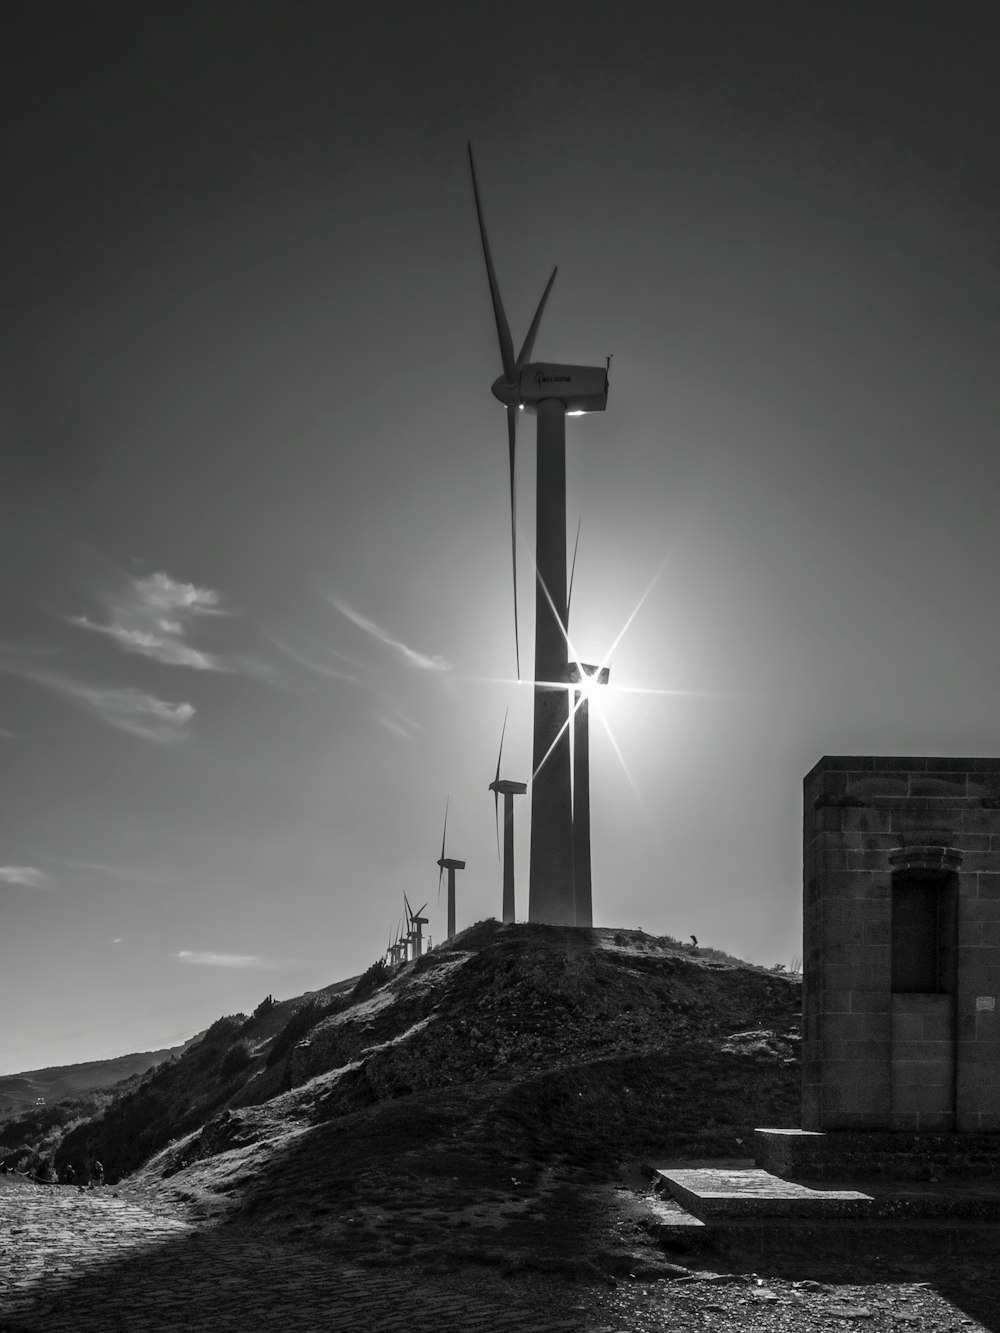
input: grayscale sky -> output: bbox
[2,2,997,1073]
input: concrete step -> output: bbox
[656,1166,1000,1223]
[755,1127,1000,1181]
[656,1167,872,1220]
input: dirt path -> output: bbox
[0,1180,582,1332]
[2,1177,998,1332]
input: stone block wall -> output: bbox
[803,757,1000,1133]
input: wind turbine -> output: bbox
[469,144,609,926]
[566,522,610,928]
[388,920,405,966]
[436,799,466,940]
[396,916,409,964]
[488,708,527,924]
[404,893,429,959]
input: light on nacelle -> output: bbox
[569,661,611,704]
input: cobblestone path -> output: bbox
[0,1185,587,1331]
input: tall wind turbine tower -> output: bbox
[566,528,610,928]
[469,145,609,925]
[488,709,527,924]
[569,661,610,927]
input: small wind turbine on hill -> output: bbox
[436,799,466,940]
[469,144,609,927]
[488,709,527,924]
[404,893,428,959]
[388,920,406,966]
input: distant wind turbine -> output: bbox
[488,708,527,924]
[469,143,609,927]
[404,893,428,960]
[436,799,466,940]
[388,919,406,966]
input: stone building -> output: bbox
[803,756,1000,1133]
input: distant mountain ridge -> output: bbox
[0,1043,194,1117]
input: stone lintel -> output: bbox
[889,844,963,878]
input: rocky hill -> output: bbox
[41,922,800,1278]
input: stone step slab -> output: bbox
[656,1166,1000,1224]
[656,1167,876,1220]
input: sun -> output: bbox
[569,660,610,707]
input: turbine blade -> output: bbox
[494,788,501,863]
[468,143,516,384]
[438,863,444,905]
[441,797,449,861]
[404,892,413,926]
[516,266,557,368]
[507,404,520,679]
[495,707,508,784]
[567,516,582,629]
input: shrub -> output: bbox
[266,998,339,1068]
[220,1039,254,1080]
[202,1015,248,1044]
[34,1153,57,1183]
[253,994,275,1018]
[350,959,389,1003]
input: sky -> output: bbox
[2,2,998,1074]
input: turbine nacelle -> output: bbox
[569,662,611,686]
[490,363,609,415]
[489,778,528,797]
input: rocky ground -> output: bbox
[3,1172,998,1331]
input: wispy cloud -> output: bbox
[0,658,194,742]
[266,634,359,683]
[373,712,411,739]
[173,950,283,969]
[231,654,282,685]
[327,597,450,672]
[269,630,426,740]
[69,571,229,671]
[0,866,48,888]
[39,855,174,886]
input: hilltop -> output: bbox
[31,922,800,1277]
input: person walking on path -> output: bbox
[91,1161,104,1187]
